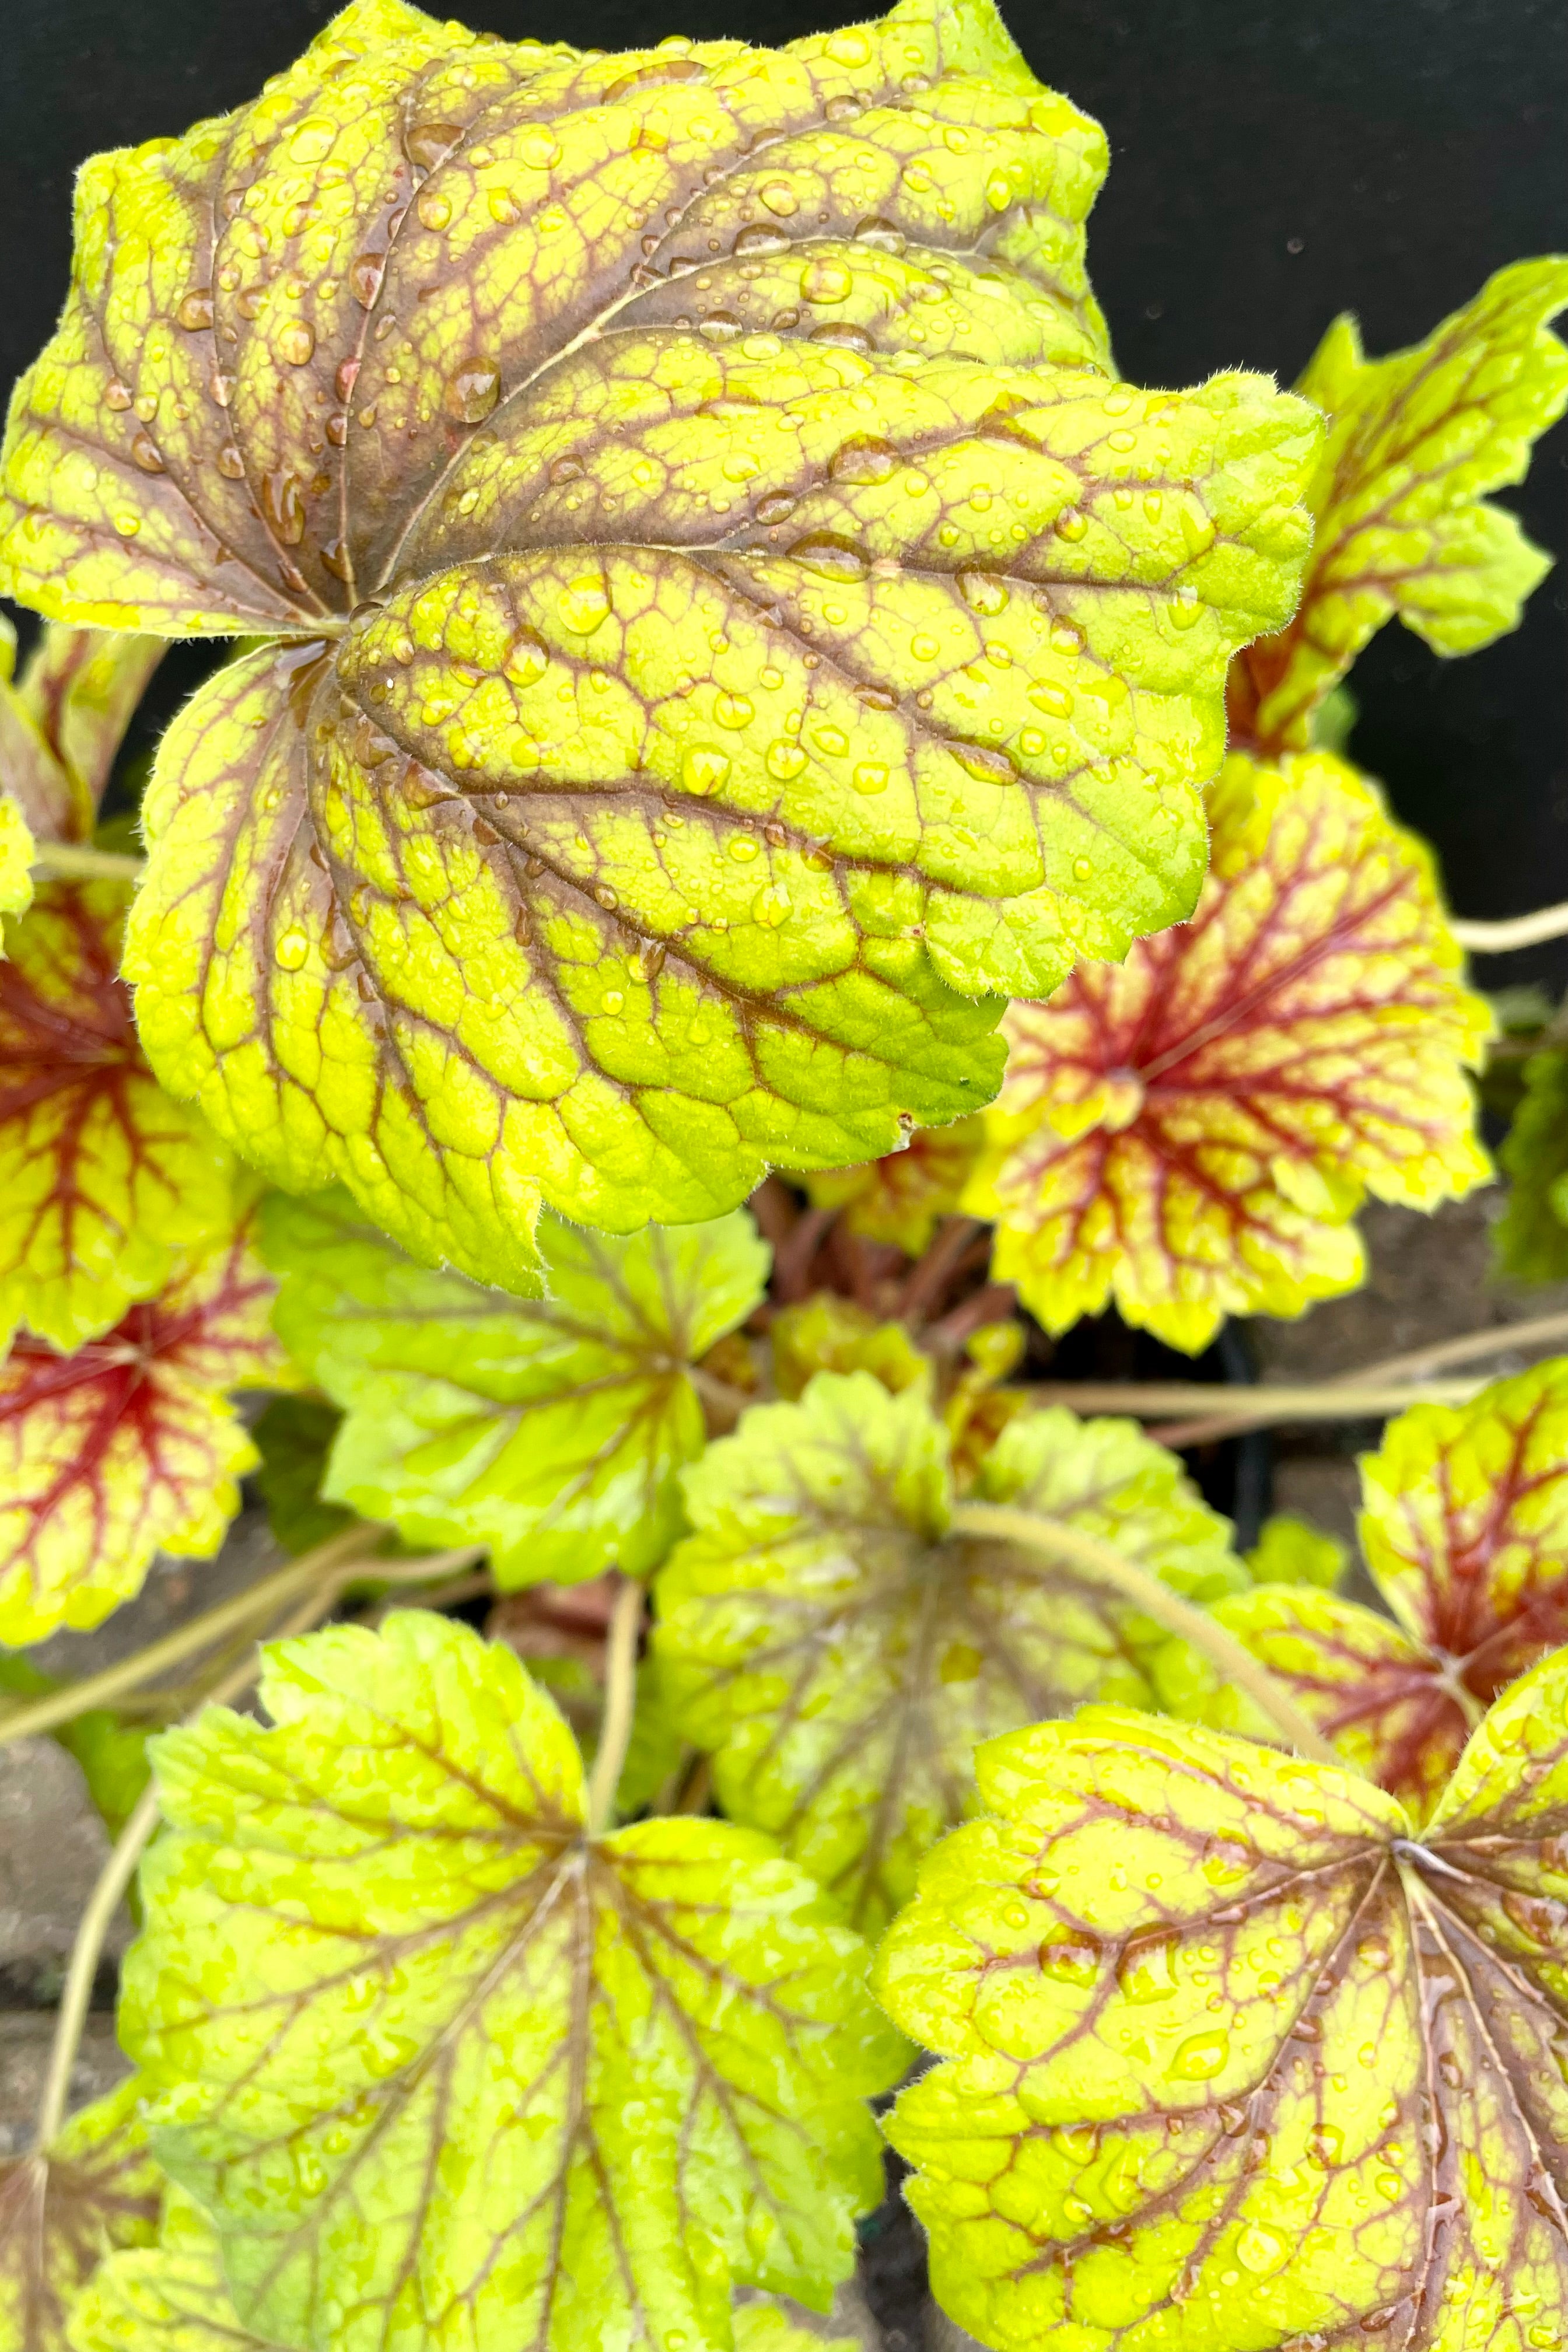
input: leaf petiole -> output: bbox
[949,1501,1345,1768]
[27,841,146,884]
[585,1576,645,1837]
[1451,902,1568,951]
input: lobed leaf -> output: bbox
[0,0,1320,1279]
[0,2078,162,2352]
[877,1650,1568,2352]
[654,1373,1242,1930]
[970,747,1492,1352]
[1496,1045,1568,1283]
[262,1184,769,1583]
[769,1293,932,1400]
[0,1197,293,1644]
[1236,256,1568,751]
[0,875,236,1354]
[123,1608,901,2352]
[1244,1510,1346,1590]
[803,1115,985,1254]
[1,617,163,847]
[67,2190,281,2352]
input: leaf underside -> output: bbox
[972,747,1492,1353]
[124,1609,902,2352]
[876,1652,1568,2352]
[0,0,1320,1281]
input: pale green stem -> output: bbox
[1024,1378,1479,1423]
[29,841,146,883]
[949,1502,1345,1769]
[1451,904,1568,952]
[586,1578,645,1838]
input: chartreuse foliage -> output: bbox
[1236,257,1568,752]
[262,1185,769,1582]
[877,1648,1568,2352]
[654,1372,1243,1929]
[970,747,1491,1350]
[0,0,1322,1290]
[0,1192,294,1644]
[0,2077,161,2352]
[803,1114,986,1254]
[1496,1042,1568,1282]
[1243,1511,1346,1590]
[123,1609,901,2352]
[1158,1364,1568,1821]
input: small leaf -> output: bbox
[248,1393,354,1556]
[1236,256,1568,752]
[0,797,32,928]
[1244,1511,1347,1589]
[66,2189,282,2352]
[1496,1045,1568,1282]
[654,1374,1241,1930]
[123,1609,901,2352]
[0,876,235,1353]
[803,1119,987,1256]
[876,1653,1568,2352]
[0,2077,162,2352]
[732,2300,857,2352]
[0,1198,292,1644]
[262,1185,769,1583]
[4,0,1320,1279]
[770,1294,932,1401]
[1360,1360,1568,1703]
[971,747,1492,1352]
[0,619,163,846]
[1153,1581,1466,1820]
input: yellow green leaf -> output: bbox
[877,1650,1568,2352]
[1237,256,1568,752]
[66,2189,280,2352]
[1244,1510,1346,1589]
[804,1117,986,1255]
[770,1293,932,1400]
[0,796,32,929]
[971,746,1492,1353]
[4,0,1320,1279]
[0,2078,162,2352]
[732,2301,856,2352]
[654,1374,1242,1930]
[1496,1044,1568,1282]
[123,1609,902,2352]
[262,1184,770,1583]
[0,876,236,1353]
[0,1198,293,1644]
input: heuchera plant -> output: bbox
[0,2,1566,2348]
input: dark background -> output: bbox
[4,0,1566,986]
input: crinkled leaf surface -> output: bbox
[970,747,1492,1352]
[769,1294,932,1401]
[263,1184,769,1582]
[66,2190,281,2352]
[654,1373,1241,1930]
[0,1200,291,1644]
[1496,1046,1568,1283]
[1244,1510,1346,1590]
[1236,256,1568,752]
[123,1608,901,2352]
[0,2078,161,2352]
[877,1650,1568,2352]
[0,0,1317,1286]
[0,876,235,1353]
[0,618,163,846]
[804,1116,986,1254]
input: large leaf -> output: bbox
[876,1650,1568,2352]
[0,0,1319,1286]
[970,746,1492,1352]
[122,1608,901,2352]
[0,876,235,1353]
[0,2079,162,2352]
[262,1184,769,1583]
[654,1372,1242,1931]
[0,1196,293,1644]
[1235,256,1568,752]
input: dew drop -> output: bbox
[800,256,853,303]
[405,119,463,171]
[825,25,870,61]
[519,128,562,170]
[216,446,246,479]
[177,288,214,332]
[789,532,869,581]
[956,567,1009,615]
[601,989,625,1014]
[950,741,1017,786]
[734,223,792,256]
[754,492,797,526]
[984,168,1013,212]
[261,469,306,545]
[752,881,792,926]
[1029,682,1074,719]
[558,575,611,635]
[1169,586,1202,631]
[130,432,164,474]
[113,512,141,537]
[902,161,934,194]
[830,434,899,485]
[854,216,905,253]
[728,835,760,862]
[808,321,873,355]
[766,739,807,781]
[104,379,133,411]
[758,178,800,217]
[274,925,310,970]
[714,692,754,730]
[1168,2029,1229,2082]
[852,760,888,795]
[445,359,501,423]
[504,631,549,688]
[681,744,730,794]
[418,190,453,231]
[278,319,316,367]
[811,724,849,758]
[549,454,586,485]
[1054,507,1088,542]
[1236,2223,1287,2277]
[1050,618,1086,656]
[349,251,386,308]
[910,633,940,662]
[1038,1931,1100,1986]
[289,118,335,164]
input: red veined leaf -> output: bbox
[0,2078,161,2352]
